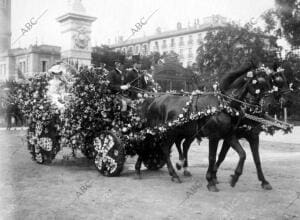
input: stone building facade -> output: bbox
[109,15,227,67]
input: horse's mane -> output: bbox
[219,62,256,92]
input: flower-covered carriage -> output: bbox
[17,62,294,180]
[17,63,167,176]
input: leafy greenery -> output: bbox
[275,0,300,47]
[92,45,156,70]
[92,45,126,70]
[195,22,280,88]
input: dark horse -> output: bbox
[211,65,293,190]
[175,65,292,190]
[136,63,280,191]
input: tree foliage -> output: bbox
[196,22,280,87]
[92,45,126,70]
[275,0,300,47]
[92,45,155,70]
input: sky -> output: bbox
[10,0,277,49]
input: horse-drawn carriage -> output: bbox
[16,62,294,191]
[17,62,167,177]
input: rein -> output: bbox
[127,72,146,85]
[130,85,262,109]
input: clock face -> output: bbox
[73,27,90,49]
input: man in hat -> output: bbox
[126,55,143,99]
[107,60,131,112]
[107,60,130,93]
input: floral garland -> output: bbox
[111,92,241,156]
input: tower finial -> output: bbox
[67,0,86,15]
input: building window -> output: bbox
[143,44,148,55]
[135,45,139,54]
[170,38,175,47]
[0,64,4,77]
[19,61,26,73]
[42,61,47,72]
[197,33,202,44]
[179,37,184,46]
[188,35,193,45]
[0,0,7,8]
[188,48,193,58]
[128,46,133,55]
[155,41,159,50]
[179,49,184,59]
[162,40,167,49]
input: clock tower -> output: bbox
[57,0,96,68]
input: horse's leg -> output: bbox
[162,138,181,183]
[6,114,11,130]
[206,138,219,192]
[214,140,231,184]
[227,136,246,187]
[247,134,272,190]
[175,137,184,170]
[15,115,19,127]
[182,137,194,177]
[134,155,143,179]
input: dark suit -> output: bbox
[107,68,125,93]
[126,68,143,99]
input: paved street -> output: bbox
[0,130,300,220]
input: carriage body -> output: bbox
[17,65,166,177]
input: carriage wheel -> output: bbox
[27,130,59,164]
[142,149,166,170]
[93,131,126,177]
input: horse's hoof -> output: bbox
[183,170,192,177]
[261,182,272,190]
[176,163,182,170]
[171,176,182,183]
[212,178,219,184]
[207,184,219,192]
[230,174,238,187]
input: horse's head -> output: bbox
[245,66,273,99]
[270,67,292,107]
[260,67,294,118]
[231,66,274,113]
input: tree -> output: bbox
[275,0,300,47]
[92,45,126,70]
[261,9,281,36]
[196,22,280,87]
[92,45,154,70]
[162,51,181,64]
